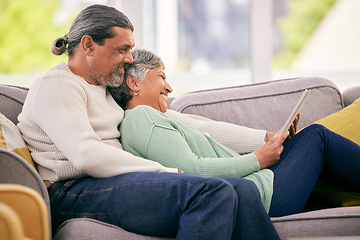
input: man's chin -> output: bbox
[106,81,122,87]
[97,75,123,87]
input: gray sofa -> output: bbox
[1,77,360,239]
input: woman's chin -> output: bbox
[159,104,167,113]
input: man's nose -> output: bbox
[124,50,134,64]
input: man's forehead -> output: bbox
[108,27,135,47]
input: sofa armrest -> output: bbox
[0,148,51,231]
[343,86,360,107]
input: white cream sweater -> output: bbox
[18,62,266,181]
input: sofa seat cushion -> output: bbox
[53,218,174,240]
[271,206,360,239]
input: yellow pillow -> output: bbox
[313,97,360,207]
[0,112,35,169]
[312,179,360,207]
[316,97,360,145]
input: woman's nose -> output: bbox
[166,82,173,93]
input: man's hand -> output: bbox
[255,131,288,169]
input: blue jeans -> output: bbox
[269,124,360,217]
[50,172,279,240]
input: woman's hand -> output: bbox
[288,113,300,138]
[254,131,288,169]
[267,113,300,143]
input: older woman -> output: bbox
[109,49,360,217]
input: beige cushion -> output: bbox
[0,112,35,169]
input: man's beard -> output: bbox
[94,65,124,87]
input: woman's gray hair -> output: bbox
[108,49,165,109]
[51,4,134,57]
[125,49,165,82]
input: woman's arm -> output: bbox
[122,107,261,178]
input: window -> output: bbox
[272,0,360,92]
[122,0,254,96]
[2,0,358,94]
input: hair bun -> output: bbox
[51,37,68,55]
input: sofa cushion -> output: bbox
[53,218,174,240]
[316,97,360,146]
[0,112,35,169]
[272,206,360,239]
[170,77,343,131]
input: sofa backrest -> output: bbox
[0,85,28,125]
[0,77,344,132]
[170,77,344,131]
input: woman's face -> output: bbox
[137,68,172,113]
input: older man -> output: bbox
[18,4,279,239]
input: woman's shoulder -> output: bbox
[125,105,172,126]
[131,105,166,117]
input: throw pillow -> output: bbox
[313,97,360,207]
[0,112,35,169]
[316,97,360,145]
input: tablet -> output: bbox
[280,89,311,135]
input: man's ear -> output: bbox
[126,75,140,92]
[80,35,94,56]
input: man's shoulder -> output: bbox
[30,62,88,93]
[43,62,71,77]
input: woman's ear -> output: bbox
[81,35,94,56]
[126,75,140,93]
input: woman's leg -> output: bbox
[269,124,360,217]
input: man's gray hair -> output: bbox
[108,49,165,109]
[51,4,134,57]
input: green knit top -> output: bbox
[120,105,274,212]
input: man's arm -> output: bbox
[166,110,266,154]
[22,76,177,179]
